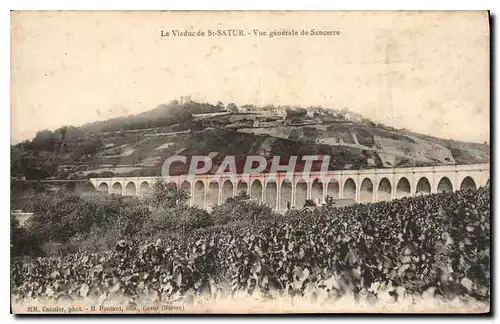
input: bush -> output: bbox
[211,194,277,226]
[151,180,190,209]
[23,191,84,244]
[10,214,43,257]
[14,193,152,257]
[86,172,98,179]
[140,205,213,238]
[65,222,125,254]
[98,171,115,178]
[304,199,316,207]
[40,241,66,258]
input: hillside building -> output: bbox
[180,96,192,105]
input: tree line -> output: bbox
[10,180,275,258]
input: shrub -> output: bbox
[140,205,213,237]
[98,171,115,178]
[86,172,98,179]
[151,180,190,209]
[211,194,277,225]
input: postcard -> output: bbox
[10,10,490,314]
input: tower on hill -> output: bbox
[180,96,192,105]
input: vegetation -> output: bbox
[11,186,490,308]
[211,192,276,225]
[11,180,270,258]
[285,107,307,119]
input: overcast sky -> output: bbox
[11,11,490,144]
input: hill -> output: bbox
[10,101,490,180]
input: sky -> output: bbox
[10,11,490,144]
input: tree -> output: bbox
[151,180,190,209]
[226,103,238,113]
[115,199,151,238]
[140,204,213,239]
[285,108,307,119]
[211,193,275,225]
[241,104,256,112]
[31,130,55,151]
[63,195,121,236]
[11,214,28,257]
[86,172,99,179]
[263,104,276,113]
[24,191,84,244]
[64,196,150,254]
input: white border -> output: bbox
[4,1,497,11]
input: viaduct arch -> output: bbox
[90,163,489,212]
[378,178,392,201]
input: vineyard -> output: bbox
[11,187,490,313]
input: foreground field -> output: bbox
[11,187,490,314]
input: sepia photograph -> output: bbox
[10,10,490,314]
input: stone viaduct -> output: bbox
[89,163,489,212]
